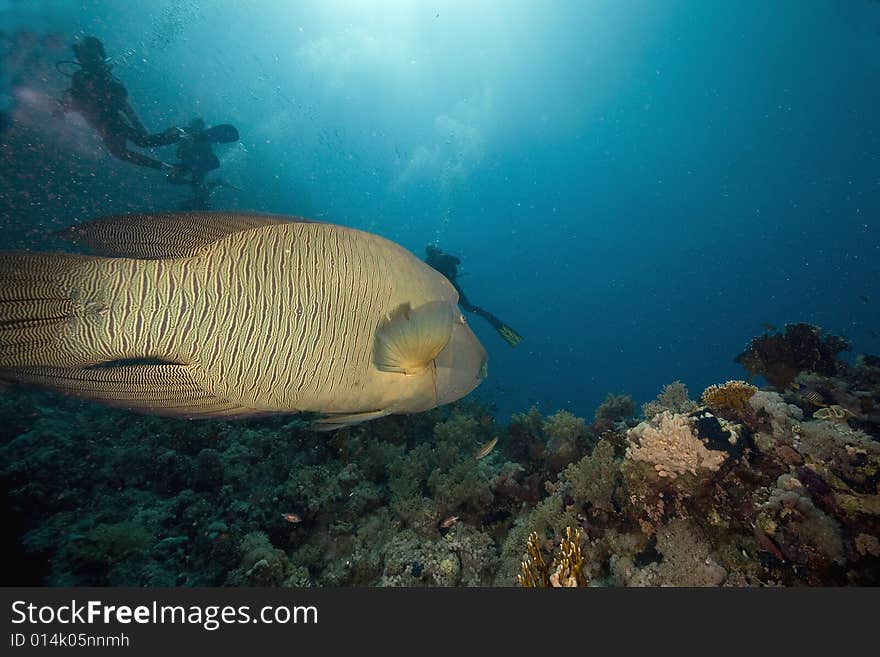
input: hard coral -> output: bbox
[701,380,758,422]
[749,390,803,436]
[736,323,850,389]
[626,412,727,480]
[517,531,550,587]
[517,527,588,587]
[550,526,589,587]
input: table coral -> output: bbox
[701,380,757,422]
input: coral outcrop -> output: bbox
[1,325,877,587]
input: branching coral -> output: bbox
[517,531,550,587]
[549,526,589,587]
[518,527,588,587]
[626,412,727,479]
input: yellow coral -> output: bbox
[550,526,588,587]
[517,527,588,587]
[518,531,550,587]
[701,380,757,420]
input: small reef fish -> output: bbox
[281,513,302,524]
[475,437,498,460]
[0,212,488,429]
[802,390,825,407]
[440,515,459,529]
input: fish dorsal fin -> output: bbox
[373,301,453,375]
[57,212,311,259]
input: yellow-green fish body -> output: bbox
[0,213,488,427]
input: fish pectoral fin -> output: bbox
[373,301,453,374]
[56,212,301,259]
[312,409,390,431]
[1,363,255,419]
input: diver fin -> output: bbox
[56,212,311,259]
[498,324,524,347]
[313,409,390,431]
[0,363,255,419]
[373,301,453,374]
[204,123,240,143]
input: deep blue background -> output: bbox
[2,0,879,420]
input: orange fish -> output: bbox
[281,513,302,524]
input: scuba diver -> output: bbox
[55,36,182,171]
[166,117,240,210]
[166,117,239,185]
[425,245,524,347]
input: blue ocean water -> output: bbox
[1,0,879,421]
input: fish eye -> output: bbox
[459,313,466,324]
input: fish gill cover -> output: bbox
[0,0,878,586]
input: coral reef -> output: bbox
[626,412,727,480]
[641,381,698,420]
[701,380,757,422]
[593,393,636,432]
[1,325,878,587]
[736,323,851,389]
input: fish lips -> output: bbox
[433,320,488,406]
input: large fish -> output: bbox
[0,212,488,428]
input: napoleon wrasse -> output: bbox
[0,213,488,429]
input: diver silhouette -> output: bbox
[425,245,523,347]
[55,36,182,171]
[166,117,239,185]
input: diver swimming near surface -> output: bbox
[425,245,523,347]
[54,36,183,171]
